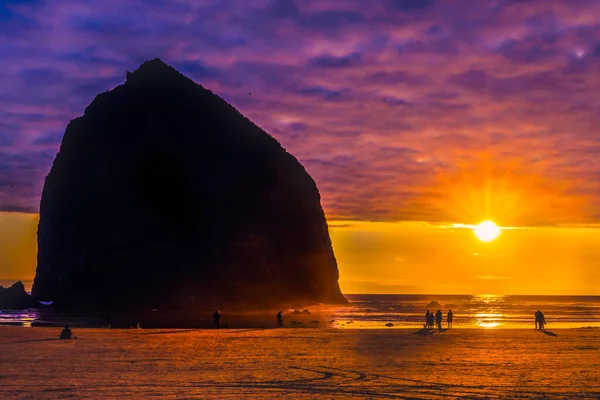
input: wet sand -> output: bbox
[1,327,599,399]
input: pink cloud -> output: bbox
[1,0,600,225]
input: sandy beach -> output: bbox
[1,326,598,399]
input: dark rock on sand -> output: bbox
[32,58,346,310]
[0,281,36,309]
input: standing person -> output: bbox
[538,311,546,330]
[425,310,431,328]
[213,310,221,329]
[277,310,284,328]
[535,310,541,330]
[447,310,453,328]
[104,312,112,329]
[436,310,442,329]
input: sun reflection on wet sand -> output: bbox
[476,311,503,328]
[478,321,502,328]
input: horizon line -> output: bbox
[3,211,600,230]
[342,293,600,297]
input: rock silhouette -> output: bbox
[426,301,442,309]
[32,59,346,310]
[0,281,36,309]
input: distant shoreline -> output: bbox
[2,293,600,329]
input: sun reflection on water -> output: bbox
[476,294,505,304]
[475,313,503,318]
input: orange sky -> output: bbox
[330,221,600,295]
[0,213,38,284]
[1,212,599,295]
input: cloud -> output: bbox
[471,275,510,280]
[328,223,353,228]
[309,52,362,68]
[386,0,435,12]
[297,86,345,101]
[0,149,55,212]
[1,0,600,226]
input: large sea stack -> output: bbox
[32,59,346,310]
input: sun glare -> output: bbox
[478,321,501,329]
[473,220,501,243]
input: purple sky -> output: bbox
[2,0,600,226]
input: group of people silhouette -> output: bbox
[58,308,550,338]
[425,309,453,329]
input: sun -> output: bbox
[473,220,501,243]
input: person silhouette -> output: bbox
[435,310,442,329]
[447,310,453,328]
[104,312,112,329]
[60,325,73,339]
[213,310,221,329]
[277,310,284,328]
[425,310,431,328]
[538,311,546,330]
[429,311,434,329]
[535,310,541,330]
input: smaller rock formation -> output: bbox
[426,301,442,309]
[0,281,36,309]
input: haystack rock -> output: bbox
[32,59,346,310]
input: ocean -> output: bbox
[1,294,600,329]
[324,294,600,329]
